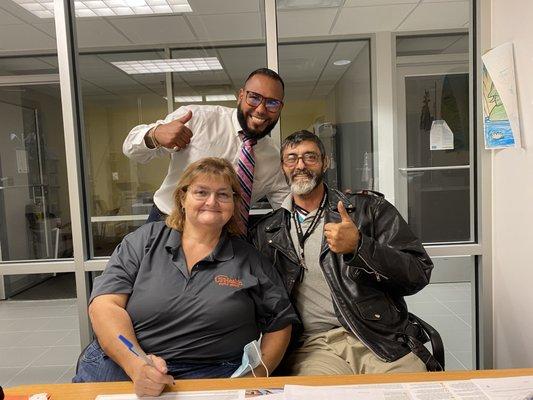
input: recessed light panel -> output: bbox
[112,58,223,74]
[12,0,192,18]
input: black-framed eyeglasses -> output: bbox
[245,90,284,113]
[282,152,321,167]
[187,186,235,203]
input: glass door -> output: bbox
[0,80,72,298]
[396,60,477,370]
[396,63,473,244]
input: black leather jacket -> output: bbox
[250,185,434,362]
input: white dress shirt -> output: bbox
[123,104,289,215]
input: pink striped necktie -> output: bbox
[237,132,257,234]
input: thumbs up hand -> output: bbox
[149,110,193,151]
[324,201,360,254]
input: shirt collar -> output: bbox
[231,108,266,144]
[281,192,294,212]
[231,109,243,137]
[165,228,234,262]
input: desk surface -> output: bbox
[5,368,533,400]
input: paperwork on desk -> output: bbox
[282,376,533,400]
[95,389,245,400]
[93,376,533,400]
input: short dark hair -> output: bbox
[244,68,285,92]
[281,130,326,161]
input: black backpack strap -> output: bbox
[404,333,444,372]
[398,313,445,372]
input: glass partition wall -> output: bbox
[0,0,489,373]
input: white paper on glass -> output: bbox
[429,119,454,150]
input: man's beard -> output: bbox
[237,104,278,140]
[287,168,324,196]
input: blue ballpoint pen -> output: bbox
[118,334,156,368]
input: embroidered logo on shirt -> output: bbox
[215,275,243,288]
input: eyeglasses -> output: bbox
[282,152,321,167]
[187,187,235,203]
[245,90,283,113]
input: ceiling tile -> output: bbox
[279,42,335,82]
[0,56,57,74]
[217,46,267,88]
[187,13,263,42]
[33,22,55,37]
[109,16,195,45]
[396,34,462,55]
[345,0,417,5]
[188,0,260,15]
[277,8,337,38]
[0,8,23,25]
[0,24,55,51]
[76,20,132,49]
[332,4,416,34]
[398,2,469,31]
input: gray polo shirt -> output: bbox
[90,221,298,363]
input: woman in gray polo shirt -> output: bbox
[73,158,298,397]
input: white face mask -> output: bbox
[230,338,268,378]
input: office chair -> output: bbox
[405,312,445,372]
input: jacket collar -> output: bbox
[277,184,355,220]
[324,185,355,222]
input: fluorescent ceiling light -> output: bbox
[174,96,202,103]
[333,59,351,66]
[112,58,223,74]
[205,94,236,102]
[12,0,192,19]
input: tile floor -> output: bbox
[406,282,474,371]
[0,282,474,387]
[0,299,80,387]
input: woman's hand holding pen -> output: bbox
[131,354,174,397]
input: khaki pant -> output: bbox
[283,327,427,375]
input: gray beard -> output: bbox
[290,175,319,195]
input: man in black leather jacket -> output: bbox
[250,130,435,375]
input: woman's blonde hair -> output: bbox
[165,157,243,235]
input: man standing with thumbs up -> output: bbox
[251,130,438,375]
[123,68,289,227]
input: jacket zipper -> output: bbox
[358,252,388,282]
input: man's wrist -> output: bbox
[144,126,161,149]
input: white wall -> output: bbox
[491,0,533,368]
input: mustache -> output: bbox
[291,168,314,179]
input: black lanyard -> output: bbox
[292,193,327,281]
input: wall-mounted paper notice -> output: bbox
[482,42,521,149]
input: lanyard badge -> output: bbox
[292,193,327,282]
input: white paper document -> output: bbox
[281,377,533,400]
[472,376,533,399]
[284,383,412,400]
[95,389,245,400]
[430,119,454,151]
